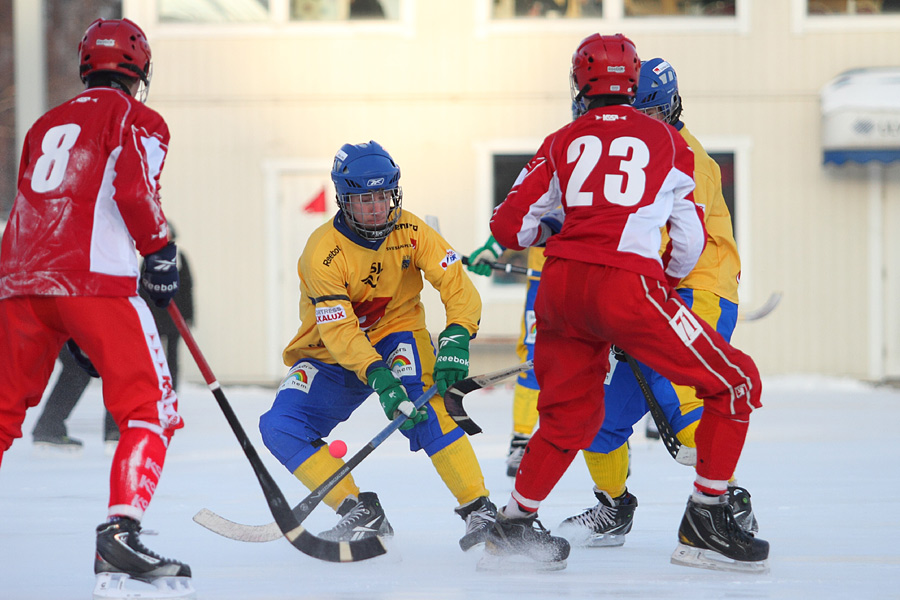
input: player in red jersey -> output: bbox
[483,33,769,573]
[0,19,193,598]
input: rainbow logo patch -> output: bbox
[391,355,412,370]
[388,343,417,378]
[279,362,318,394]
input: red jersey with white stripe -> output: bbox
[0,87,170,299]
[491,105,704,285]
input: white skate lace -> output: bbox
[571,502,617,530]
[466,504,496,534]
[334,502,374,532]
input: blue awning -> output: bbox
[824,149,900,166]
[821,68,900,165]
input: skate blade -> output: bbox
[33,443,83,456]
[670,543,769,574]
[476,551,566,572]
[93,572,197,599]
[557,523,627,548]
[585,533,626,548]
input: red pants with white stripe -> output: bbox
[0,295,184,520]
[512,259,761,510]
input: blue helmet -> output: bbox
[633,58,682,126]
[331,141,402,240]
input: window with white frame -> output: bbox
[709,151,738,241]
[491,0,736,19]
[791,0,900,36]
[490,153,533,285]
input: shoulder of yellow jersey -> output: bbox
[300,217,343,273]
[679,125,720,184]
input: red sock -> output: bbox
[108,427,168,521]
[694,409,749,489]
[511,429,578,510]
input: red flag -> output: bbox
[303,187,327,213]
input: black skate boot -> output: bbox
[728,484,760,534]
[94,517,194,599]
[479,508,570,571]
[671,495,769,573]
[557,489,638,547]
[506,433,530,477]
[455,496,497,551]
[318,492,394,542]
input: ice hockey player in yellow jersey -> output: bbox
[259,140,497,552]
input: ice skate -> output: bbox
[557,489,637,547]
[93,517,194,599]
[318,492,394,542]
[505,433,530,477]
[728,484,759,534]
[670,495,769,574]
[478,508,570,572]
[455,496,497,551]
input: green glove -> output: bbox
[467,235,504,277]
[434,324,470,397]
[368,366,427,431]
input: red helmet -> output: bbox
[79,19,151,87]
[570,33,640,113]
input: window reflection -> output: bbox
[159,0,270,23]
[493,0,603,18]
[157,0,396,22]
[291,0,388,20]
[808,0,900,14]
[625,0,734,16]
[492,0,739,18]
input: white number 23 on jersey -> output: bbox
[566,135,649,208]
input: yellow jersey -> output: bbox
[283,210,482,382]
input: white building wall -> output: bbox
[122,0,900,383]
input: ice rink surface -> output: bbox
[2,372,899,599]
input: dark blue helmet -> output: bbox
[331,141,402,240]
[634,58,682,126]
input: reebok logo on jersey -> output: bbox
[440,249,460,270]
[669,306,701,345]
[316,305,347,324]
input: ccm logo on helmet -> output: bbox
[367,178,385,186]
